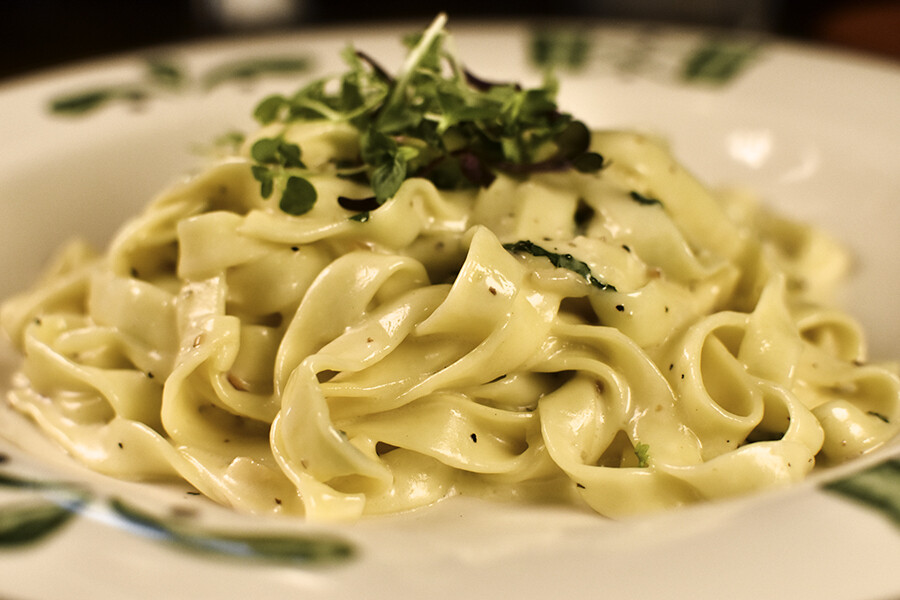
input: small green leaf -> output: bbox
[277,140,304,169]
[251,137,304,168]
[0,499,78,547]
[555,120,592,160]
[634,443,651,468]
[251,138,282,164]
[370,152,408,203]
[109,498,354,563]
[254,94,289,124]
[279,176,317,215]
[572,152,605,173]
[360,128,397,166]
[251,165,274,199]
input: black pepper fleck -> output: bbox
[615,304,625,312]
[470,433,478,443]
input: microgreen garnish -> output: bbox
[503,240,616,291]
[251,13,605,216]
[251,137,305,168]
[634,443,650,468]
[278,176,318,216]
[249,136,311,208]
[251,165,275,199]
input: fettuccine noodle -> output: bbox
[2,22,898,521]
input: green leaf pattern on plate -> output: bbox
[110,498,353,563]
[530,29,592,71]
[48,55,313,117]
[0,499,80,547]
[0,467,354,563]
[824,458,900,528]
[49,25,764,119]
[529,26,761,85]
[3,456,897,558]
[680,38,760,85]
[0,472,88,547]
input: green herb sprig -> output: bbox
[634,442,651,468]
[249,136,318,215]
[503,240,616,291]
[251,13,605,216]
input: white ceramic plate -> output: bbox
[1,20,898,600]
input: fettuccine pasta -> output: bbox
[2,17,898,520]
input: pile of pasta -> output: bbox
[3,123,899,521]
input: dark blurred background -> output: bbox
[1,0,898,81]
